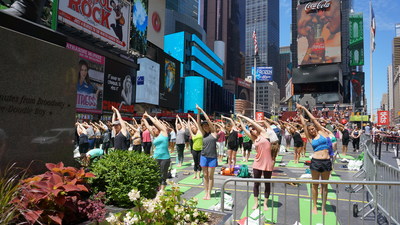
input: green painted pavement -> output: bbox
[299,198,339,225]
[194,190,222,209]
[165,185,191,193]
[178,175,203,185]
[239,194,279,223]
[286,160,306,168]
[306,183,337,200]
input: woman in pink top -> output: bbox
[141,124,152,155]
[238,115,273,211]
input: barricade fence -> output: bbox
[220,178,400,225]
[217,135,400,225]
[362,135,400,224]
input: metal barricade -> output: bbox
[362,135,400,224]
[220,178,400,225]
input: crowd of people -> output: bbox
[75,103,381,214]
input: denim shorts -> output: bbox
[200,156,218,167]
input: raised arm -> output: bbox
[237,115,268,138]
[221,115,237,130]
[143,112,168,137]
[196,105,216,134]
[296,103,324,132]
[141,118,155,137]
[112,106,127,136]
[238,118,255,141]
[297,109,312,141]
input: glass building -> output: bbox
[245,0,280,106]
[166,0,199,23]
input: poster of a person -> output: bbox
[119,75,133,110]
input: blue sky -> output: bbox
[279,0,400,116]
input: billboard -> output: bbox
[256,112,264,121]
[103,59,136,115]
[136,58,160,105]
[349,13,364,66]
[130,0,149,54]
[158,53,181,109]
[377,111,389,125]
[58,0,131,51]
[252,67,273,81]
[147,0,165,49]
[184,76,204,113]
[297,0,342,66]
[66,43,104,114]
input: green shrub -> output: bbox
[90,151,161,208]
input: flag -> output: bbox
[370,3,376,52]
[252,30,258,55]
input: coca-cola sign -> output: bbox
[305,0,331,13]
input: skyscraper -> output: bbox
[392,36,400,123]
[245,0,280,108]
[166,0,199,23]
[280,46,291,101]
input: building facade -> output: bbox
[291,0,352,105]
[166,0,199,23]
[279,46,291,101]
[164,32,234,114]
[256,81,280,115]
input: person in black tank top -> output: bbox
[111,106,128,150]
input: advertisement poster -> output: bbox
[377,111,389,126]
[58,0,131,51]
[131,0,149,54]
[349,13,364,66]
[66,43,104,114]
[159,54,180,109]
[103,59,136,115]
[136,58,160,105]
[297,0,342,65]
[147,0,165,49]
[252,67,273,81]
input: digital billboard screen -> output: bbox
[297,0,342,66]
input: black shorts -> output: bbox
[294,141,303,148]
[342,138,349,146]
[243,142,252,151]
[238,137,243,146]
[310,158,332,172]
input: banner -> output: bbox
[66,43,104,114]
[130,0,149,54]
[252,67,273,81]
[58,0,131,51]
[349,13,364,66]
[136,58,160,105]
[158,53,180,109]
[377,111,389,126]
[103,59,136,115]
[297,0,342,65]
[256,112,264,121]
[147,0,165,49]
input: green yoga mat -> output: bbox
[286,160,305,167]
[275,155,283,162]
[306,183,337,200]
[330,171,341,181]
[299,198,339,225]
[178,175,203,185]
[240,195,279,223]
[165,185,191,193]
[171,162,191,170]
[194,190,222,209]
[338,154,355,160]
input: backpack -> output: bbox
[237,165,251,178]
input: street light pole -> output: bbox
[253,54,257,119]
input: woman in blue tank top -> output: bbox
[142,112,170,191]
[297,103,332,216]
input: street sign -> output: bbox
[377,111,389,125]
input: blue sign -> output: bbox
[252,67,273,81]
[137,76,144,85]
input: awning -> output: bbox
[292,64,342,84]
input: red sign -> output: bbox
[256,112,264,121]
[377,111,389,125]
[236,78,252,89]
